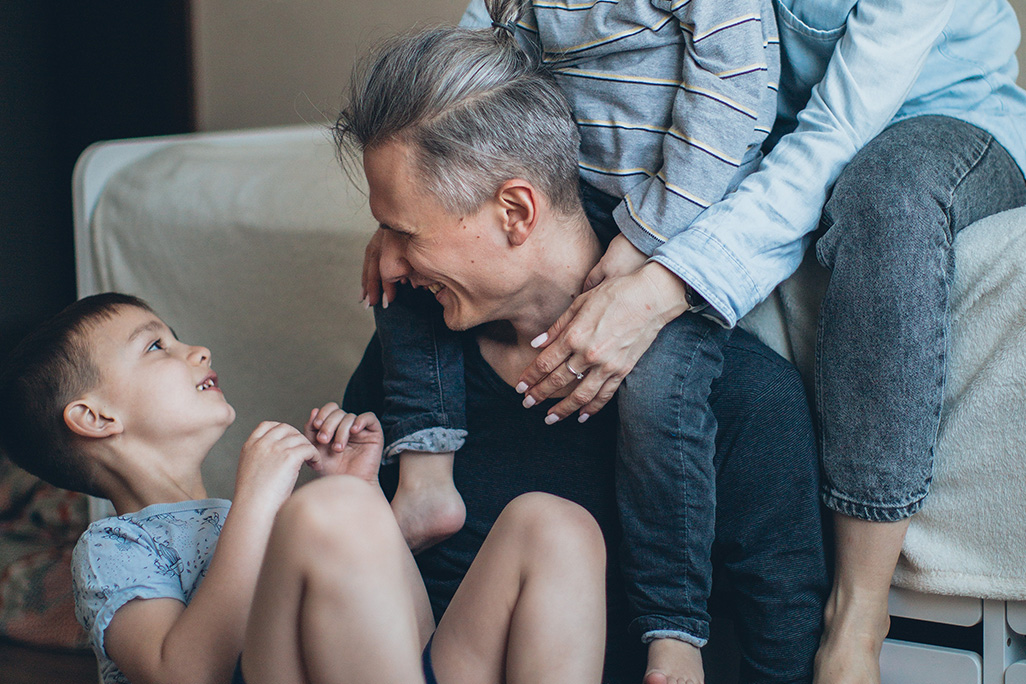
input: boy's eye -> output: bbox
[146,339,166,352]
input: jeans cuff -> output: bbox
[820,486,927,522]
[630,615,709,646]
[641,629,708,648]
[384,427,468,462]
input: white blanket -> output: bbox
[741,207,1026,600]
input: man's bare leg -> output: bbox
[431,492,607,684]
[814,513,910,684]
[241,475,434,684]
[392,450,467,553]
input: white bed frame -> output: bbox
[71,127,1026,684]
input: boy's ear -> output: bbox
[494,179,539,246]
[64,400,123,439]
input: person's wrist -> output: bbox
[638,261,691,321]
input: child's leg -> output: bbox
[431,492,607,684]
[239,476,435,684]
[711,329,828,684]
[616,312,730,684]
[375,286,468,550]
[395,450,466,553]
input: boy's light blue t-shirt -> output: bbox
[72,498,231,684]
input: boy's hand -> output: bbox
[583,233,648,291]
[235,422,318,510]
[305,403,384,482]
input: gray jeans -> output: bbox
[815,115,1026,522]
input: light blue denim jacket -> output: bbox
[464,0,1026,326]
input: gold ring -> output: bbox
[565,361,585,381]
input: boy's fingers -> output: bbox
[317,409,347,445]
[333,413,358,451]
[351,412,381,435]
[312,402,341,429]
[248,420,282,441]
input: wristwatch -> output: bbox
[683,281,704,310]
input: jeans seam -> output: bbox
[672,321,715,618]
[429,317,448,428]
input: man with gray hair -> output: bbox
[335,19,826,684]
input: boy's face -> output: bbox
[80,305,236,448]
[364,141,522,331]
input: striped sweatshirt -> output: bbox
[471,0,780,293]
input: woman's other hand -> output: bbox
[361,228,399,308]
[517,261,690,423]
[583,233,649,291]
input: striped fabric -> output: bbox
[513,0,780,257]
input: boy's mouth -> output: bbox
[197,373,219,391]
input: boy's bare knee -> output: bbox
[275,476,393,555]
[500,493,605,563]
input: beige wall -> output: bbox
[194,0,1026,132]
[191,0,468,131]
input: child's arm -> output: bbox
[102,422,317,684]
[304,403,384,482]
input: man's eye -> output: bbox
[147,339,166,352]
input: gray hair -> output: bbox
[333,1,581,216]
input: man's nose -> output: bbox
[378,230,411,283]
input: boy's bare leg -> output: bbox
[814,514,910,684]
[392,450,466,553]
[241,475,434,684]
[431,492,607,684]
[644,638,704,684]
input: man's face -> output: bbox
[363,141,518,331]
[82,306,236,448]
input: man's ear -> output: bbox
[64,400,123,439]
[495,179,539,246]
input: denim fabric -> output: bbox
[374,287,467,459]
[815,115,1026,521]
[617,312,729,646]
[710,329,826,684]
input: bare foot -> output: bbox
[813,595,889,684]
[643,637,704,684]
[391,477,466,554]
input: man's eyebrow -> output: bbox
[379,222,412,235]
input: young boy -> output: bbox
[0,292,608,684]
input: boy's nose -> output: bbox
[187,345,212,366]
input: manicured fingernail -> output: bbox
[544,413,560,425]
[515,382,528,394]
[578,413,590,423]
[522,395,536,408]
[362,296,370,309]
[382,292,389,309]
[530,332,548,348]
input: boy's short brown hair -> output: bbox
[0,293,153,496]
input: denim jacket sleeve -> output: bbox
[649,0,956,326]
